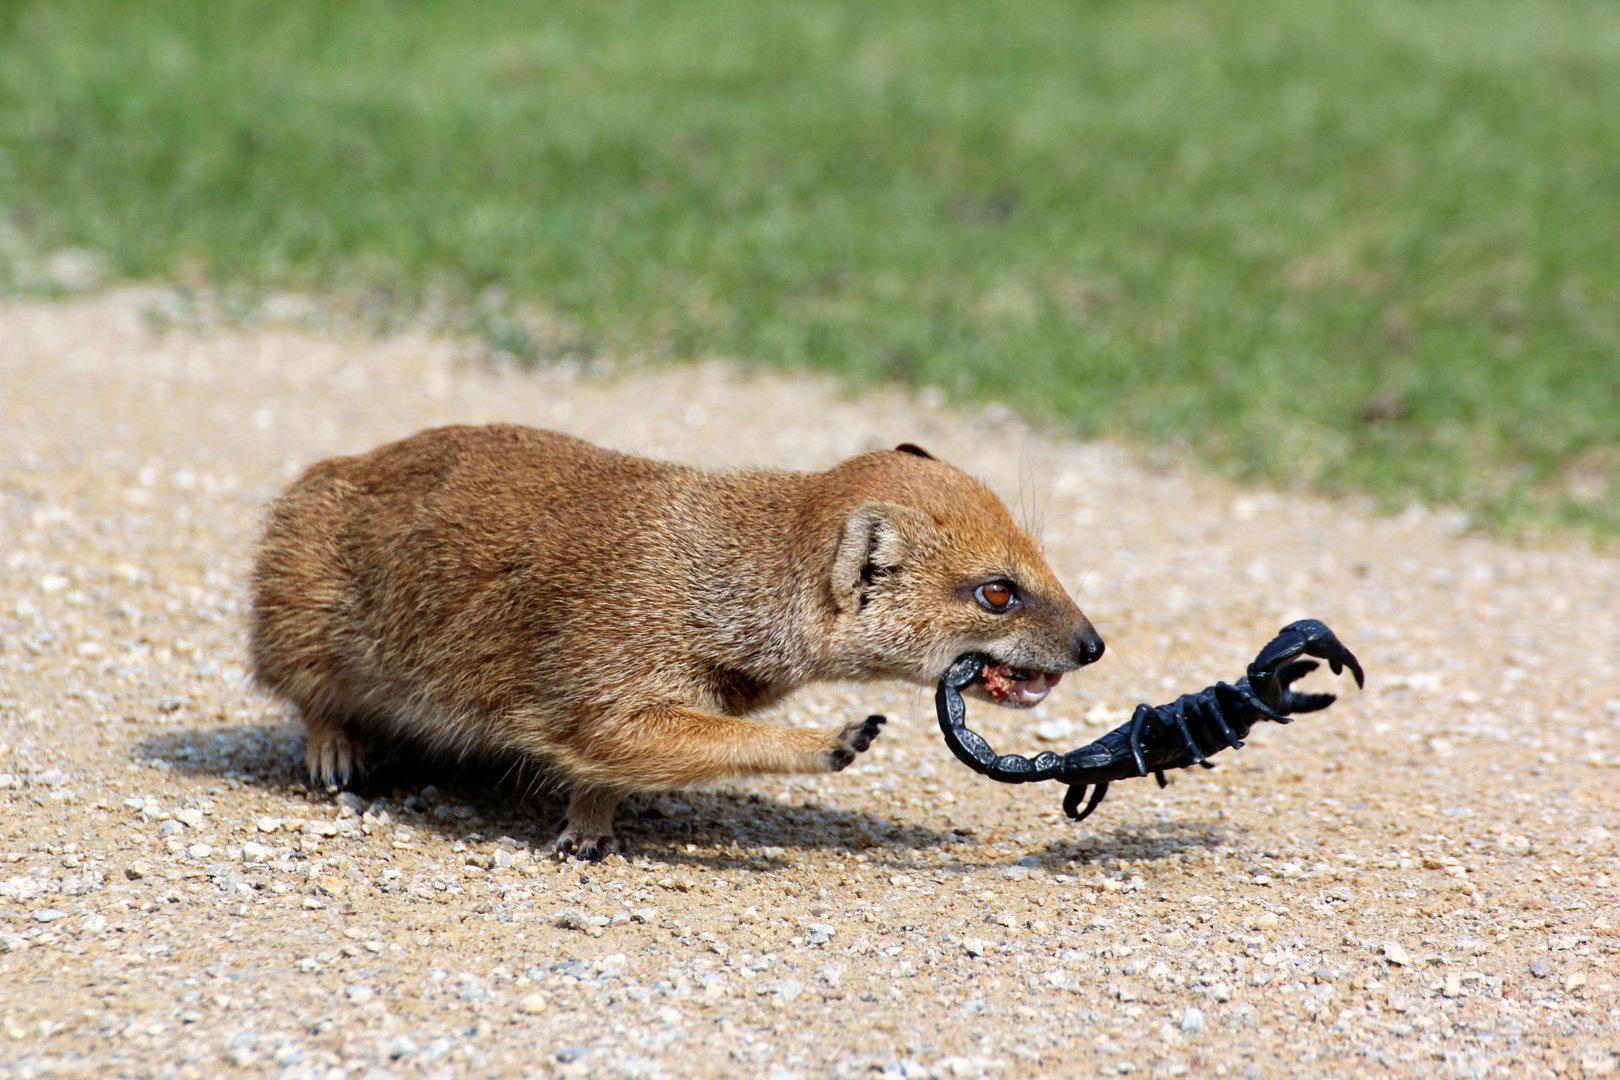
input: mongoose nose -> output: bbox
[1074,627,1105,667]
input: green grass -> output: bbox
[3,1,1618,541]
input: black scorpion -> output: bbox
[935,620,1364,821]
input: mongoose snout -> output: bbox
[248,423,1102,859]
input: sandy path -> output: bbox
[1,291,1617,1080]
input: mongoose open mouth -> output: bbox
[975,663,1063,708]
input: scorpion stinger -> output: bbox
[934,619,1364,822]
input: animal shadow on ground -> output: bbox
[1032,818,1241,868]
[133,723,958,867]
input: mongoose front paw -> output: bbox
[554,830,620,863]
[827,714,887,772]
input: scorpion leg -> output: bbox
[1223,681,1291,725]
[1063,781,1111,822]
[1196,684,1249,750]
[1124,703,1155,776]
[1162,696,1209,765]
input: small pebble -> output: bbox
[515,994,549,1015]
[32,909,67,923]
[1383,942,1412,967]
[381,1036,418,1061]
[1179,1007,1205,1034]
[963,938,990,957]
[1529,959,1552,979]
[557,910,610,931]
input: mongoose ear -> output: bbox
[893,443,935,460]
[832,501,931,613]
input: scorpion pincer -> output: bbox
[934,619,1365,822]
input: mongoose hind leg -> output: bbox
[301,710,366,789]
[555,785,623,862]
[550,707,888,859]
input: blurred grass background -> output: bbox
[1,0,1617,541]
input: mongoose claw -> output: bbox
[828,715,887,772]
[554,831,620,863]
[304,725,365,790]
[935,621,1364,822]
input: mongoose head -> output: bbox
[823,443,1104,707]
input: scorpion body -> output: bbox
[935,620,1364,821]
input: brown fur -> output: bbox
[248,424,1102,857]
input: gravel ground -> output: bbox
[1,290,1618,1080]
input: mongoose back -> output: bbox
[248,424,1104,858]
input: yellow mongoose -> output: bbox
[248,424,1104,858]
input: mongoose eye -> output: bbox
[974,582,1018,613]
